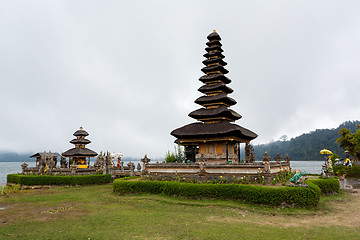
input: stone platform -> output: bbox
[143,161,290,182]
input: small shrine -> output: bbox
[30,152,61,167]
[171,30,257,163]
[62,127,98,168]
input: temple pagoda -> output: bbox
[171,30,257,163]
[62,127,98,167]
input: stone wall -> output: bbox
[143,161,290,182]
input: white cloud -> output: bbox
[0,1,360,159]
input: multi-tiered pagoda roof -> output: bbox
[171,31,257,143]
[62,127,97,157]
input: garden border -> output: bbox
[7,174,112,186]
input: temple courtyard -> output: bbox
[1,184,360,240]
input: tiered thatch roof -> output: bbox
[171,31,257,143]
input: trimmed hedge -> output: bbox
[7,174,111,186]
[113,179,321,207]
[333,165,360,176]
[306,178,340,195]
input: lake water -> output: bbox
[0,161,323,186]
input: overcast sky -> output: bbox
[1,1,359,159]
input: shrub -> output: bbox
[7,174,111,186]
[333,165,360,176]
[0,184,20,196]
[113,179,321,207]
[306,178,340,195]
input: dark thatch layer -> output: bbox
[62,148,98,157]
[206,40,222,47]
[195,93,236,106]
[201,65,229,74]
[73,129,89,137]
[202,58,227,66]
[205,46,223,53]
[189,106,242,121]
[30,152,61,158]
[171,121,257,141]
[207,31,221,41]
[70,138,91,145]
[198,83,233,94]
[203,51,225,59]
[199,74,231,84]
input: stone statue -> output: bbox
[198,161,205,174]
[261,152,271,162]
[94,152,105,168]
[137,163,142,172]
[47,151,56,170]
[249,152,255,163]
[274,153,282,163]
[128,162,135,177]
[263,161,270,173]
[38,151,47,174]
[284,154,291,163]
[21,161,28,174]
[121,161,124,171]
[141,155,151,173]
[245,143,255,163]
[60,156,67,168]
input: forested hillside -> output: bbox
[253,120,360,161]
[0,152,34,162]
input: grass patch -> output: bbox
[1,184,360,239]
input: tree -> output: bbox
[279,135,288,142]
[174,144,185,163]
[336,124,360,160]
[165,144,185,163]
[165,150,176,163]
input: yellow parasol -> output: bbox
[320,149,333,155]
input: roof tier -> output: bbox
[62,148,98,157]
[198,83,233,94]
[189,106,242,122]
[171,121,257,142]
[195,93,236,107]
[73,128,89,137]
[206,40,222,47]
[202,58,227,66]
[207,31,222,41]
[199,74,231,84]
[70,138,91,145]
[203,51,225,59]
[205,45,223,53]
[201,65,229,75]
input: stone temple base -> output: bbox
[143,161,290,183]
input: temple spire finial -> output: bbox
[213,29,216,33]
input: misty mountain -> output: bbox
[1,120,358,162]
[253,120,360,161]
[0,152,34,162]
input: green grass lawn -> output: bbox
[0,184,359,240]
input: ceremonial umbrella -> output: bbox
[320,149,333,155]
[320,148,333,165]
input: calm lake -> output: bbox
[0,161,324,186]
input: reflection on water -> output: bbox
[290,161,323,174]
